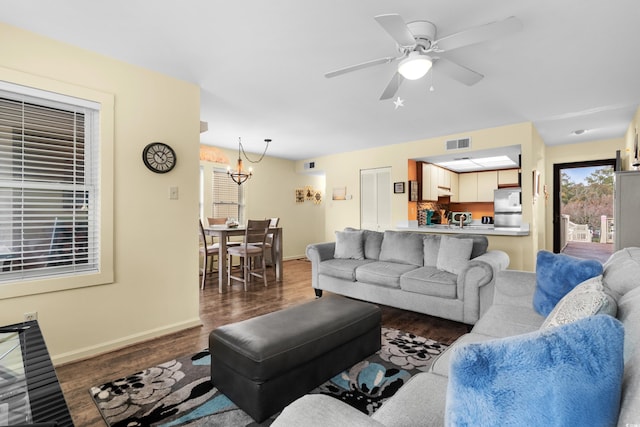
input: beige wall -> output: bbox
[0,23,202,364]
[200,150,326,259]
[296,122,542,270]
[543,138,625,253]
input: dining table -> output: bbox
[204,224,283,293]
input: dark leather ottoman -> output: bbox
[209,295,382,422]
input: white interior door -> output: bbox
[360,167,392,231]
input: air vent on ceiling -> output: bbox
[445,137,471,151]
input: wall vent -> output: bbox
[445,137,471,151]
[304,161,315,169]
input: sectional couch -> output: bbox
[307,229,509,324]
[274,247,640,426]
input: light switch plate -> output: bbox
[169,186,179,200]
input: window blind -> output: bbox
[0,89,99,282]
[212,169,243,221]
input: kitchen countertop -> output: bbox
[396,222,530,236]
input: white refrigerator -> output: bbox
[614,171,640,250]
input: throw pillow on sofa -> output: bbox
[436,235,474,275]
[445,315,624,427]
[379,231,424,266]
[334,230,364,260]
[540,275,617,329]
[532,250,603,316]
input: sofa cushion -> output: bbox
[423,234,441,267]
[617,285,640,425]
[318,259,373,281]
[363,229,384,260]
[355,261,418,288]
[532,250,603,316]
[344,227,384,260]
[436,235,474,275]
[472,304,545,338]
[372,372,448,427]
[430,332,495,377]
[451,234,489,259]
[379,231,424,266]
[446,315,624,427]
[603,246,640,300]
[334,230,364,260]
[400,267,457,298]
[540,275,617,329]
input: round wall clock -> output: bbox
[142,142,176,173]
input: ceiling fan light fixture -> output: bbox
[398,52,432,80]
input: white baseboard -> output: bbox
[52,317,203,366]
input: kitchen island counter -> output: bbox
[396,223,530,237]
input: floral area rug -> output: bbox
[90,328,448,426]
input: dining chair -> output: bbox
[199,220,220,290]
[227,219,270,291]
[251,217,279,267]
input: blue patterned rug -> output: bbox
[90,328,448,426]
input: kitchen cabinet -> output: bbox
[477,171,498,201]
[421,163,439,201]
[457,171,498,202]
[458,173,477,202]
[421,163,457,201]
[438,167,451,189]
[498,169,520,187]
[450,171,459,202]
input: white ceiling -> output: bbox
[3,0,640,160]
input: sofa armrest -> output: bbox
[306,242,336,263]
[473,250,510,272]
[493,269,537,307]
[306,242,336,290]
[457,250,510,324]
[272,394,384,427]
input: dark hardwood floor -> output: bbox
[56,258,467,426]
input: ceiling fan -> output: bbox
[325,14,523,100]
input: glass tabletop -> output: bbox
[0,325,32,425]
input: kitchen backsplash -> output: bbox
[416,200,494,225]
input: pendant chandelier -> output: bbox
[227,137,271,185]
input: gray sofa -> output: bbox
[307,229,510,325]
[274,247,640,426]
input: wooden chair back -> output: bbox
[245,219,270,246]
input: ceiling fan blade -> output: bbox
[374,14,416,48]
[434,16,523,52]
[433,57,484,86]
[380,72,405,100]
[325,56,398,78]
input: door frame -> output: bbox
[552,158,616,253]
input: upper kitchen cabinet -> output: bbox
[458,171,498,202]
[415,144,521,202]
[421,162,439,201]
[420,163,457,201]
[498,169,520,187]
[477,171,498,201]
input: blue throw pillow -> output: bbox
[533,250,603,316]
[445,315,624,427]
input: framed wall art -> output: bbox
[394,182,405,194]
[409,180,418,202]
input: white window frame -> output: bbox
[0,71,114,299]
[212,168,244,222]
